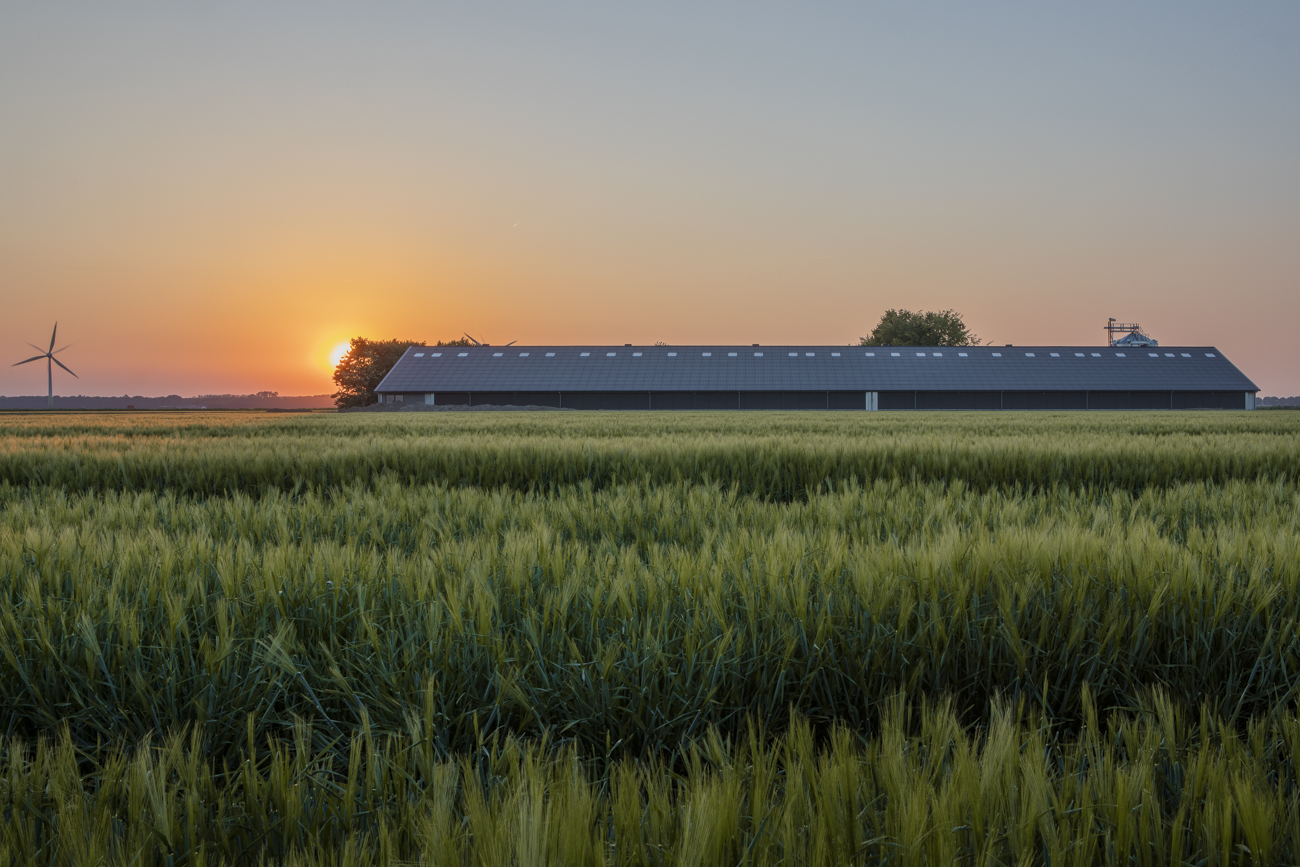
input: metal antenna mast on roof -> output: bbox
[12,322,78,409]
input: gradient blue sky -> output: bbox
[2,3,1297,395]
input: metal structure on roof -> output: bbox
[1106,318,1158,347]
[375,344,1258,410]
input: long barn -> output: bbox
[375,344,1259,410]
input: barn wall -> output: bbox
[402,390,1252,411]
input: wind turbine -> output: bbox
[13,323,77,409]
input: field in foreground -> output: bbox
[1,410,1299,865]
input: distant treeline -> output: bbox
[1258,395,1300,407]
[0,394,335,410]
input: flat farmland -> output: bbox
[2,411,1299,865]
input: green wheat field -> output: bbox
[2,410,1299,865]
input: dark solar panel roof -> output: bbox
[376,345,1259,393]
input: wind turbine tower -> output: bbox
[13,323,78,409]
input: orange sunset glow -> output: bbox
[2,5,1297,397]
[328,342,352,371]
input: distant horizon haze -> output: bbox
[2,3,1297,396]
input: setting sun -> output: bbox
[329,341,351,369]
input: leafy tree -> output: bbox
[332,338,426,408]
[859,308,980,346]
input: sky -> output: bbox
[2,3,1297,396]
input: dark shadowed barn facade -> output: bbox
[375,345,1259,410]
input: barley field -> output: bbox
[1,410,1298,865]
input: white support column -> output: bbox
[1246,393,1255,410]
[866,391,878,411]
[425,393,436,405]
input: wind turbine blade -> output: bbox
[53,344,73,355]
[49,322,58,353]
[463,333,481,345]
[504,340,517,346]
[28,342,48,354]
[13,355,46,366]
[52,357,78,378]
